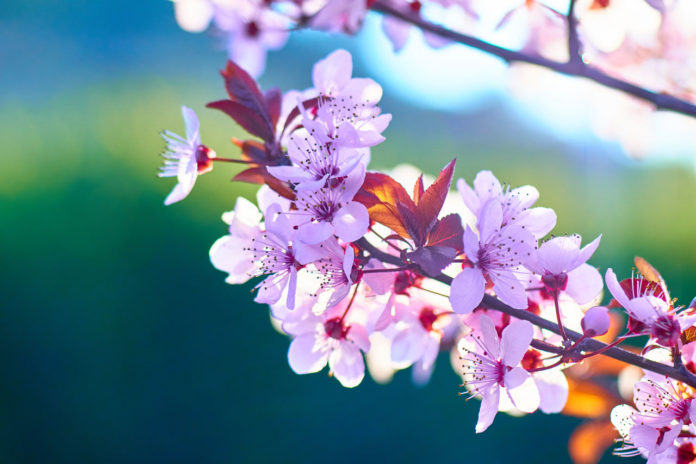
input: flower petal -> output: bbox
[449,267,486,315]
[475,385,500,434]
[505,368,540,413]
[288,333,329,374]
[333,202,369,242]
[501,320,533,366]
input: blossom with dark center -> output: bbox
[450,199,536,314]
[458,316,540,433]
[159,106,216,205]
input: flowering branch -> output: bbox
[370,0,696,118]
[356,237,696,389]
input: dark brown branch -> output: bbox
[355,237,696,388]
[370,0,696,118]
[566,0,583,69]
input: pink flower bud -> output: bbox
[581,306,611,337]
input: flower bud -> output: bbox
[581,306,610,337]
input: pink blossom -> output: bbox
[606,268,696,346]
[312,238,358,309]
[525,234,602,304]
[457,170,556,239]
[267,132,365,190]
[450,199,536,314]
[309,0,369,34]
[285,301,371,388]
[293,167,370,244]
[459,316,540,433]
[159,106,216,205]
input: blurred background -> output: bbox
[2,0,695,462]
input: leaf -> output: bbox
[427,214,464,252]
[240,140,270,163]
[207,100,274,142]
[635,256,662,283]
[562,378,617,419]
[415,158,456,235]
[233,166,295,200]
[682,327,696,345]
[220,60,271,126]
[568,420,617,464]
[264,88,283,128]
[413,175,425,204]
[405,246,456,277]
[397,202,425,246]
[354,172,417,239]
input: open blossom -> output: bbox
[457,170,556,240]
[304,49,392,147]
[285,298,371,388]
[159,106,216,205]
[459,316,540,433]
[611,377,695,461]
[293,167,370,244]
[606,269,696,346]
[173,0,289,77]
[450,199,535,314]
[312,238,358,309]
[309,0,369,33]
[267,132,365,190]
[526,234,603,305]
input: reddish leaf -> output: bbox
[354,172,417,240]
[427,214,464,252]
[406,246,456,277]
[264,88,283,128]
[221,60,271,125]
[240,140,270,163]
[416,159,456,235]
[413,175,425,204]
[233,166,295,200]
[397,202,425,245]
[207,100,275,142]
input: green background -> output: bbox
[3,1,693,462]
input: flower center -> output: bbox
[324,318,348,340]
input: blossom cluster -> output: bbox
[157,48,696,463]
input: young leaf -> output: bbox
[405,246,456,277]
[221,60,271,126]
[427,214,464,252]
[413,174,425,204]
[281,96,327,136]
[415,159,456,235]
[354,172,417,239]
[207,100,275,142]
[264,88,283,128]
[233,166,295,200]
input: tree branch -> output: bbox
[356,237,696,388]
[566,0,583,70]
[370,0,696,118]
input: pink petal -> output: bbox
[181,106,200,143]
[537,236,581,275]
[505,368,540,413]
[329,342,365,388]
[478,314,500,360]
[534,369,568,414]
[571,234,602,269]
[391,329,424,365]
[501,320,533,366]
[489,270,528,310]
[606,268,632,309]
[449,267,486,314]
[333,202,369,242]
[477,199,503,243]
[473,170,502,205]
[565,263,603,305]
[209,235,255,284]
[347,324,371,352]
[288,333,329,374]
[457,178,480,215]
[475,385,500,433]
[312,49,352,95]
[296,221,334,245]
[514,207,556,239]
[381,15,411,52]
[463,226,480,262]
[285,266,298,310]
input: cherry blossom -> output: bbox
[285,297,371,387]
[457,170,556,240]
[450,199,536,313]
[159,106,216,205]
[459,316,540,433]
[526,234,603,305]
[606,269,696,347]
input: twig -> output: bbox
[355,237,696,388]
[370,0,696,118]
